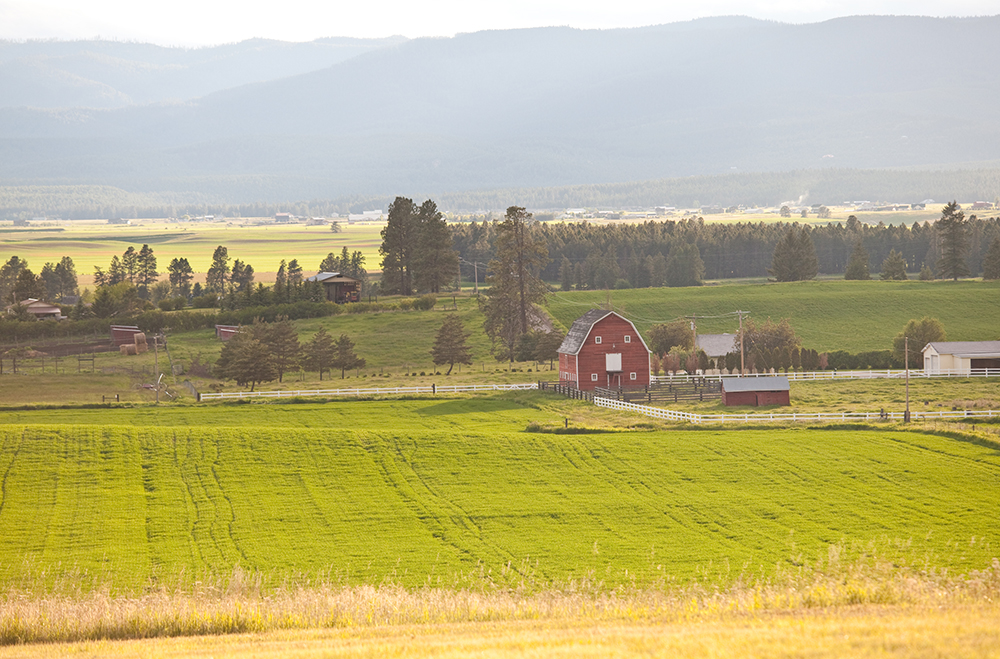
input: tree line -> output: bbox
[451,209,1000,288]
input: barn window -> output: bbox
[624,335,631,343]
[591,373,598,381]
[595,336,602,344]
[630,372,637,380]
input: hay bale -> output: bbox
[135,344,148,354]
[133,332,147,346]
[120,344,137,356]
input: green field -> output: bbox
[0,395,997,591]
[0,220,385,282]
[549,280,1000,352]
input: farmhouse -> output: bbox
[922,341,1000,374]
[721,376,790,406]
[305,272,361,303]
[5,298,63,320]
[558,310,650,390]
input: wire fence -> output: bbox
[594,397,1000,425]
[198,382,539,401]
[652,368,1000,383]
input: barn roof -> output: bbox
[923,341,1000,358]
[557,309,650,355]
[696,333,737,358]
[721,376,790,392]
[306,272,360,284]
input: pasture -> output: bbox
[0,220,384,283]
[0,395,997,593]
[549,280,1000,352]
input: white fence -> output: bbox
[652,368,1000,383]
[595,397,1000,425]
[198,382,539,401]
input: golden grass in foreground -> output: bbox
[14,607,999,659]
[1,550,998,652]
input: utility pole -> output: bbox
[685,314,699,355]
[153,334,159,404]
[904,335,911,423]
[736,310,749,375]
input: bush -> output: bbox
[412,294,437,311]
[191,294,218,309]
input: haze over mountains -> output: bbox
[2,15,999,205]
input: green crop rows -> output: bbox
[0,397,997,590]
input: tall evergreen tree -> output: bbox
[413,199,459,293]
[844,240,871,280]
[879,249,908,280]
[214,330,277,392]
[303,327,335,380]
[431,314,473,374]
[559,256,573,291]
[379,196,417,295]
[231,259,255,292]
[0,256,28,303]
[136,244,158,298]
[261,316,300,382]
[983,237,1000,280]
[935,201,970,281]
[121,246,138,283]
[664,242,705,287]
[206,245,230,293]
[481,206,550,361]
[167,257,194,297]
[331,334,366,379]
[769,226,818,282]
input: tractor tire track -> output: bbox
[0,428,25,520]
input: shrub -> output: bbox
[192,294,218,309]
[412,294,437,311]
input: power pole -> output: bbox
[736,310,749,375]
[153,334,159,404]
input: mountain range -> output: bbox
[2,15,999,204]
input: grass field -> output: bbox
[0,220,385,283]
[0,395,997,593]
[549,280,1000,352]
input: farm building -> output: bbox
[558,309,650,391]
[721,376,790,406]
[305,272,361,303]
[5,298,64,320]
[110,324,142,346]
[922,341,1000,374]
[215,325,240,341]
[696,333,737,359]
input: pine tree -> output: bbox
[769,227,818,281]
[559,256,573,291]
[214,330,277,392]
[206,245,230,293]
[303,328,335,380]
[121,246,138,283]
[136,244,157,298]
[379,196,417,295]
[431,314,473,374]
[331,334,366,379]
[879,249,908,280]
[167,257,194,297]
[413,199,459,293]
[664,242,705,287]
[982,237,1000,280]
[935,201,970,281]
[844,240,870,280]
[261,316,301,382]
[481,206,550,362]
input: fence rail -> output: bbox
[198,382,539,401]
[595,397,1000,425]
[652,368,1000,383]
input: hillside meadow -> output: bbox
[0,395,997,593]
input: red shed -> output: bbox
[110,324,142,347]
[558,310,650,391]
[721,376,790,406]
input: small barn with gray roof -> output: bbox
[721,376,790,406]
[557,310,650,390]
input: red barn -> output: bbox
[721,376,790,406]
[558,310,650,391]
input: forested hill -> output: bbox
[0,36,408,109]
[1,16,999,200]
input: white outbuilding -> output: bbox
[922,341,1000,375]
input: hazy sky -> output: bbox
[2,0,997,46]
